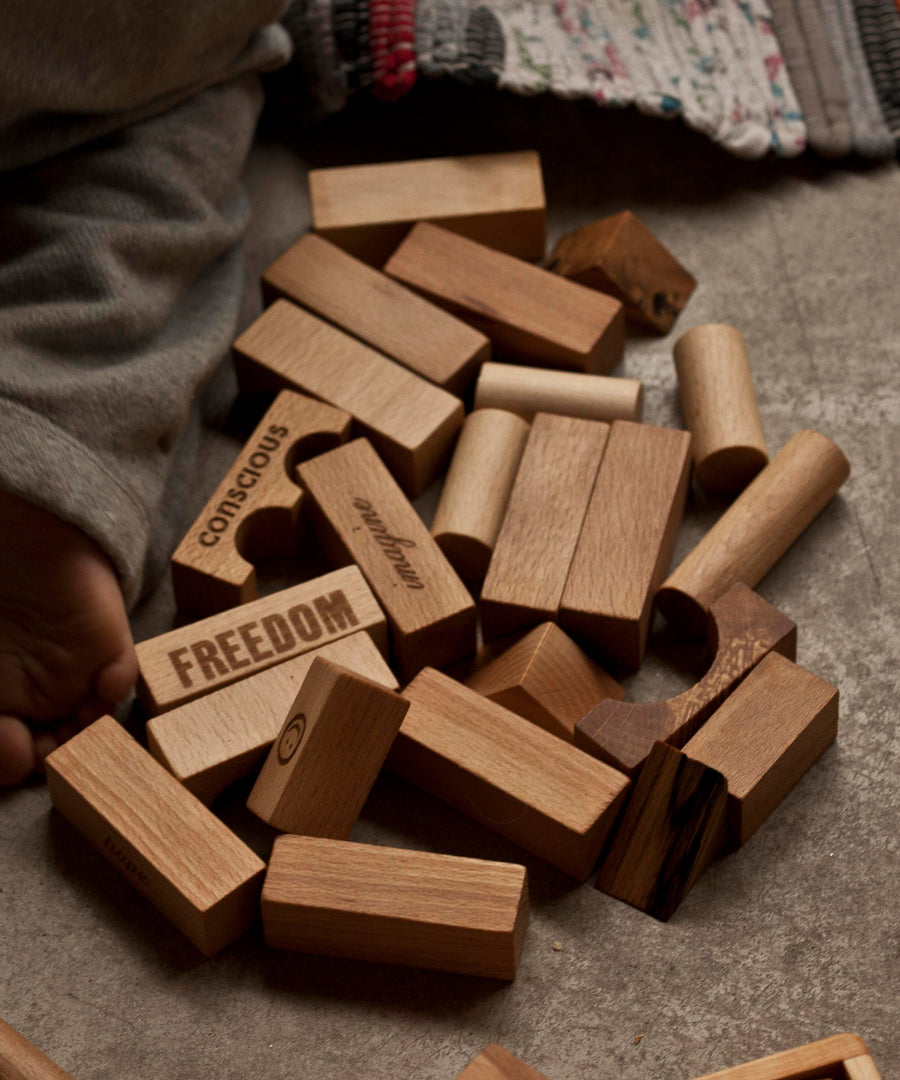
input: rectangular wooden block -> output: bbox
[683,651,839,848]
[309,150,546,265]
[262,233,490,394]
[136,566,387,715]
[480,413,610,640]
[233,299,464,496]
[247,657,409,836]
[147,631,397,804]
[45,717,265,957]
[690,1033,870,1080]
[297,438,476,679]
[384,223,625,374]
[261,835,529,979]
[457,1044,550,1080]
[388,668,631,880]
[560,420,692,669]
[0,1017,75,1080]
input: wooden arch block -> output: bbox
[171,390,351,617]
[575,584,796,777]
[0,1017,76,1080]
[690,1033,872,1079]
[457,1044,551,1080]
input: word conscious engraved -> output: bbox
[353,497,424,590]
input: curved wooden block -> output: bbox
[0,1016,76,1080]
[575,583,796,777]
[171,391,351,616]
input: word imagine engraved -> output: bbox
[353,497,425,590]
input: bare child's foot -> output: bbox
[0,490,138,786]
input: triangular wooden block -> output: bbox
[456,1044,550,1079]
[690,1033,873,1079]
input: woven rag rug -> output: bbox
[282,0,900,159]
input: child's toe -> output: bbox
[0,716,36,786]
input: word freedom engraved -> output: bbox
[353,498,424,590]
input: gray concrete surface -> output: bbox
[1,85,898,1079]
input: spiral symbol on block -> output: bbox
[277,713,307,765]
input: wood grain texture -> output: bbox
[548,210,696,333]
[246,657,408,836]
[576,584,797,777]
[261,835,529,979]
[456,1044,550,1080]
[431,408,530,580]
[474,362,643,423]
[384,223,625,374]
[147,631,397,804]
[297,438,476,679]
[690,1034,870,1079]
[44,717,265,957]
[658,429,851,635]
[261,233,491,394]
[171,390,351,617]
[388,668,630,880]
[595,742,726,921]
[0,1017,75,1080]
[233,299,464,496]
[843,1055,883,1079]
[674,324,768,492]
[136,566,387,715]
[560,420,692,668]
[480,413,610,640]
[683,651,839,848]
[466,622,623,743]
[308,150,546,265]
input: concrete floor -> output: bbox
[1,85,898,1079]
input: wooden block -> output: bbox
[683,651,838,848]
[297,438,476,679]
[171,390,351,617]
[457,1044,550,1080]
[45,717,265,957]
[261,233,491,394]
[246,657,408,836]
[480,413,610,640]
[233,299,464,496]
[431,408,530,580]
[576,584,797,777]
[560,420,692,668]
[0,1017,75,1080]
[595,742,726,921]
[466,622,624,743]
[384,223,625,374]
[843,1055,883,1080]
[474,361,643,423]
[261,835,529,979]
[309,150,546,265]
[147,631,397,804]
[548,210,696,333]
[674,324,768,492]
[388,668,630,880]
[690,1033,870,1080]
[136,566,387,715]
[658,429,851,636]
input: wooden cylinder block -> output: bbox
[431,409,530,580]
[674,324,768,492]
[474,362,643,424]
[658,429,850,636]
[0,1017,75,1080]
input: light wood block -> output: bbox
[480,413,610,640]
[45,717,265,957]
[388,668,630,880]
[147,631,397,804]
[431,408,530,580]
[261,233,491,394]
[384,223,625,374]
[466,622,623,743]
[595,741,726,921]
[261,835,529,979]
[658,429,850,636]
[136,566,387,715]
[246,657,408,836]
[674,324,768,492]
[309,150,546,265]
[683,651,838,848]
[233,299,464,496]
[560,420,692,668]
[474,361,643,423]
[171,390,351,617]
[576,584,797,777]
[297,438,476,679]
[0,1017,75,1080]
[548,210,696,333]
[457,1044,550,1080]
[690,1033,870,1080]
[843,1055,883,1080]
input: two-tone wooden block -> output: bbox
[0,1017,75,1080]
[690,1033,876,1079]
[136,565,387,714]
[45,717,265,956]
[457,1044,550,1080]
[261,835,529,979]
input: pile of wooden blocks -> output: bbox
[45,151,852,988]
